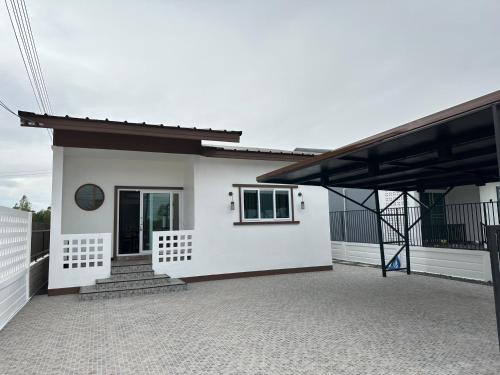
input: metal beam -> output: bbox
[325,185,405,239]
[491,102,500,350]
[361,190,376,205]
[407,193,429,209]
[385,244,406,270]
[486,226,500,351]
[403,191,411,275]
[374,189,386,277]
[332,145,497,185]
[380,192,404,213]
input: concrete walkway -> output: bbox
[0,263,499,374]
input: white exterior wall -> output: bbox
[479,182,500,203]
[332,241,492,282]
[51,148,332,287]
[185,157,332,278]
[61,148,195,234]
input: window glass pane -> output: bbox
[243,190,258,219]
[275,190,290,218]
[260,190,274,219]
[75,184,105,211]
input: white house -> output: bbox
[19,112,332,297]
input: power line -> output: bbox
[19,0,52,114]
[9,0,50,114]
[4,0,42,113]
[0,98,18,117]
[4,0,54,116]
[0,170,51,178]
[3,0,53,142]
[0,96,52,142]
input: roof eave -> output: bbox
[19,111,242,143]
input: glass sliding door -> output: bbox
[118,190,141,254]
[140,191,182,253]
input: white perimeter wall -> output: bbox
[0,207,31,330]
[331,241,492,282]
[183,157,332,278]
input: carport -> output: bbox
[257,90,500,348]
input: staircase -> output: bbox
[79,256,187,300]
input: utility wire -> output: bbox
[4,0,42,113]
[19,0,52,114]
[4,0,53,141]
[0,170,51,178]
[0,97,52,142]
[9,0,48,113]
[0,98,19,117]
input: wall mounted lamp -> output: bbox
[298,192,305,209]
[229,191,235,210]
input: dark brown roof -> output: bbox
[19,111,242,143]
[19,111,314,162]
[257,90,500,191]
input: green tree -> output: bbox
[13,196,51,228]
[32,206,51,227]
[13,195,32,212]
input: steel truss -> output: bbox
[323,186,454,277]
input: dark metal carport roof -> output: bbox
[257,90,500,191]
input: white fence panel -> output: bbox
[0,206,31,330]
[331,241,492,282]
[153,230,194,278]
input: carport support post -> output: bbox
[374,190,387,277]
[403,192,411,274]
[492,103,500,350]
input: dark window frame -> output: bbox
[232,184,300,225]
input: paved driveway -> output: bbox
[0,263,499,374]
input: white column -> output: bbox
[48,146,64,290]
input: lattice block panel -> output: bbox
[62,235,106,270]
[0,208,30,283]
[156,231,193,263]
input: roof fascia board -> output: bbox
[19,112,241,143]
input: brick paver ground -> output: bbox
[0,263,499,374]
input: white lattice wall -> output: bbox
[62,235,106,270]
[153,230,194,277]
[0,206,31,330]
[50,233,111,289]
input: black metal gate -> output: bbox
[486,226,500,349]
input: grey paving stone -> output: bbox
[0,263,499,374]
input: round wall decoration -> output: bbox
[75,184,105,211]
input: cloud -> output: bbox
[1,0,500,209]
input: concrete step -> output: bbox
[112,258,152,267]
[79,278,187,301]
[95,275,171,290]
[111,263,153,274]
[97,270,155,282]
[114,255,151,262]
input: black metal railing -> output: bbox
[330,201,499,250]
[31,228,50,262]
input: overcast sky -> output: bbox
[2,0,500,210]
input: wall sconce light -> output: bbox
[298,192,305,209]
[229,191,235,210]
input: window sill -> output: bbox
[233,221,300,226]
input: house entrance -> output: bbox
[117,188,182,255]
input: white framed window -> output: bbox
[241,187,292,222]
